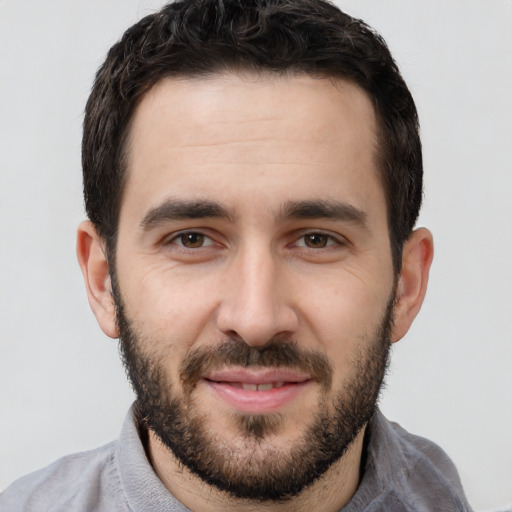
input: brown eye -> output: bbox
[179,232,205,248]
[303,233,330,248]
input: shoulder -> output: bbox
[0,441,128,512]
[362,411,474,511]
[387,419,465,490]
[354,410,471,512]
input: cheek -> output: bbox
[295,268,391,360]
[117,258,222,351]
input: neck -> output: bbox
[147,426,366,512]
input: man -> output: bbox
[0,0,474,510]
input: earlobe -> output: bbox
[391,227,434,343]
[76,221,119,339]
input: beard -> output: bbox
[113,278,393,503]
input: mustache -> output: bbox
[179,338,333,394]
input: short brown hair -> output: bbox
[82,0,422,272]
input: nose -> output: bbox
[216,246,299,347]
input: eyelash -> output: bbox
[166,231,216,249]
[292,232,342,249]
[165,230,345,251]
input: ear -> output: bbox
[391,227,434,343]
[76,221,119,339]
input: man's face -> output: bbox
[113,74,396,499]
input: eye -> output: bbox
[303,233,331,249]
[296,233,338,249]
[171,232,215,249]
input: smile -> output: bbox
[202,368,312,414]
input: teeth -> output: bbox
[238,382,286,391]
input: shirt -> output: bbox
[0,406,473,511]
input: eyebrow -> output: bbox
[140,198,367,231]
[280,200,367,226]
[140,199,233,230]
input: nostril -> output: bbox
[223,330,243,342]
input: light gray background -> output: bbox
[0,1,511,510]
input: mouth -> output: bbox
[201,368,312,414]
[221,381,287,391]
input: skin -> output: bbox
[77,73,433,511]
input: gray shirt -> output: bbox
[0,407,473,511]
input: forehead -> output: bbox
[122,73,383,222]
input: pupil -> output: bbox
[307,234,326,248]
[182,233,204,247]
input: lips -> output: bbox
[202,368,312,414]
